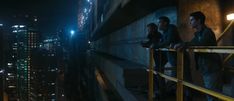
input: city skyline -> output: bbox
[0,0,79,34]
[0,7,69,100]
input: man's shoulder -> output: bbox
[152,31,162,38]
[168,24,178,31]
[203,26,215,34]
[169,24,178,27]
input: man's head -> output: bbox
[157,16,170,31]
[147,23,157,33]
[189,11,206,28]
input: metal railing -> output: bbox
[148,46,234,101]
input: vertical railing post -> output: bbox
[176,50,184,101]
[148,48,154,101]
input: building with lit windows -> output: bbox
[29,34,66,101]
[4,15,40,101]
[11,24,40,101]
[3,24,18,101]
[0,24,5,101]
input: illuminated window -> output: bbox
[7,73,13,76]
[12,25,19,28]
[19,25,25,28]
[34,18,38,22]
[8,86,16,88]
[8,63,13,66]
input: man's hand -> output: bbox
[173,43,186,51]
[169,43,175,48]
[141,41,150,48]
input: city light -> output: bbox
[8,63,13,66]
[19,25,25,28]
[12,25,19,28]
[70,30,75,36]
[34,18,38,22]
[38,94,42,96]
[84,8,87,13]
[227,13,234,21]
[8,73,12,76]
[0,69,4,74]
[0,24,3,26]
[78,0,93,30]
[13,30,18,33]
[44,39,53,42]
[8,86,16,88]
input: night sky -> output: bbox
[0,0,78,34]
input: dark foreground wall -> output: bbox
[93,7,177,101]
[82,0,234,100]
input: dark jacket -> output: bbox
[141,31,162,48]
[154,24,182,66]
[185,26,221,74]
[153,24,181,48]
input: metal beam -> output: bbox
[223,54,234,64]
[217,20,234,42]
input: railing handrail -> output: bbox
[149,70,234,101]
[148,47,234,101]
[155,46,234,54]
[189,46,234,49]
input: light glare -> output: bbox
[70,30,75,36]
[227,13,234,21]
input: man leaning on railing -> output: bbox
[141,22,167,99]
[173,11,223,101]
[154,16,182,98]
[155,16,192,101]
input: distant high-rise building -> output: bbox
[5,15,40,101]
[0,24,5,101]
[30,34,66,101]
[3,24,18,101]
[4,14,67,101]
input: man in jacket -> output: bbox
[174,11,222,101]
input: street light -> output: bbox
[70,30,75,37]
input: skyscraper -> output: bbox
[0,24,5,101]
[5,15,40,101]
[30,34,66,101]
